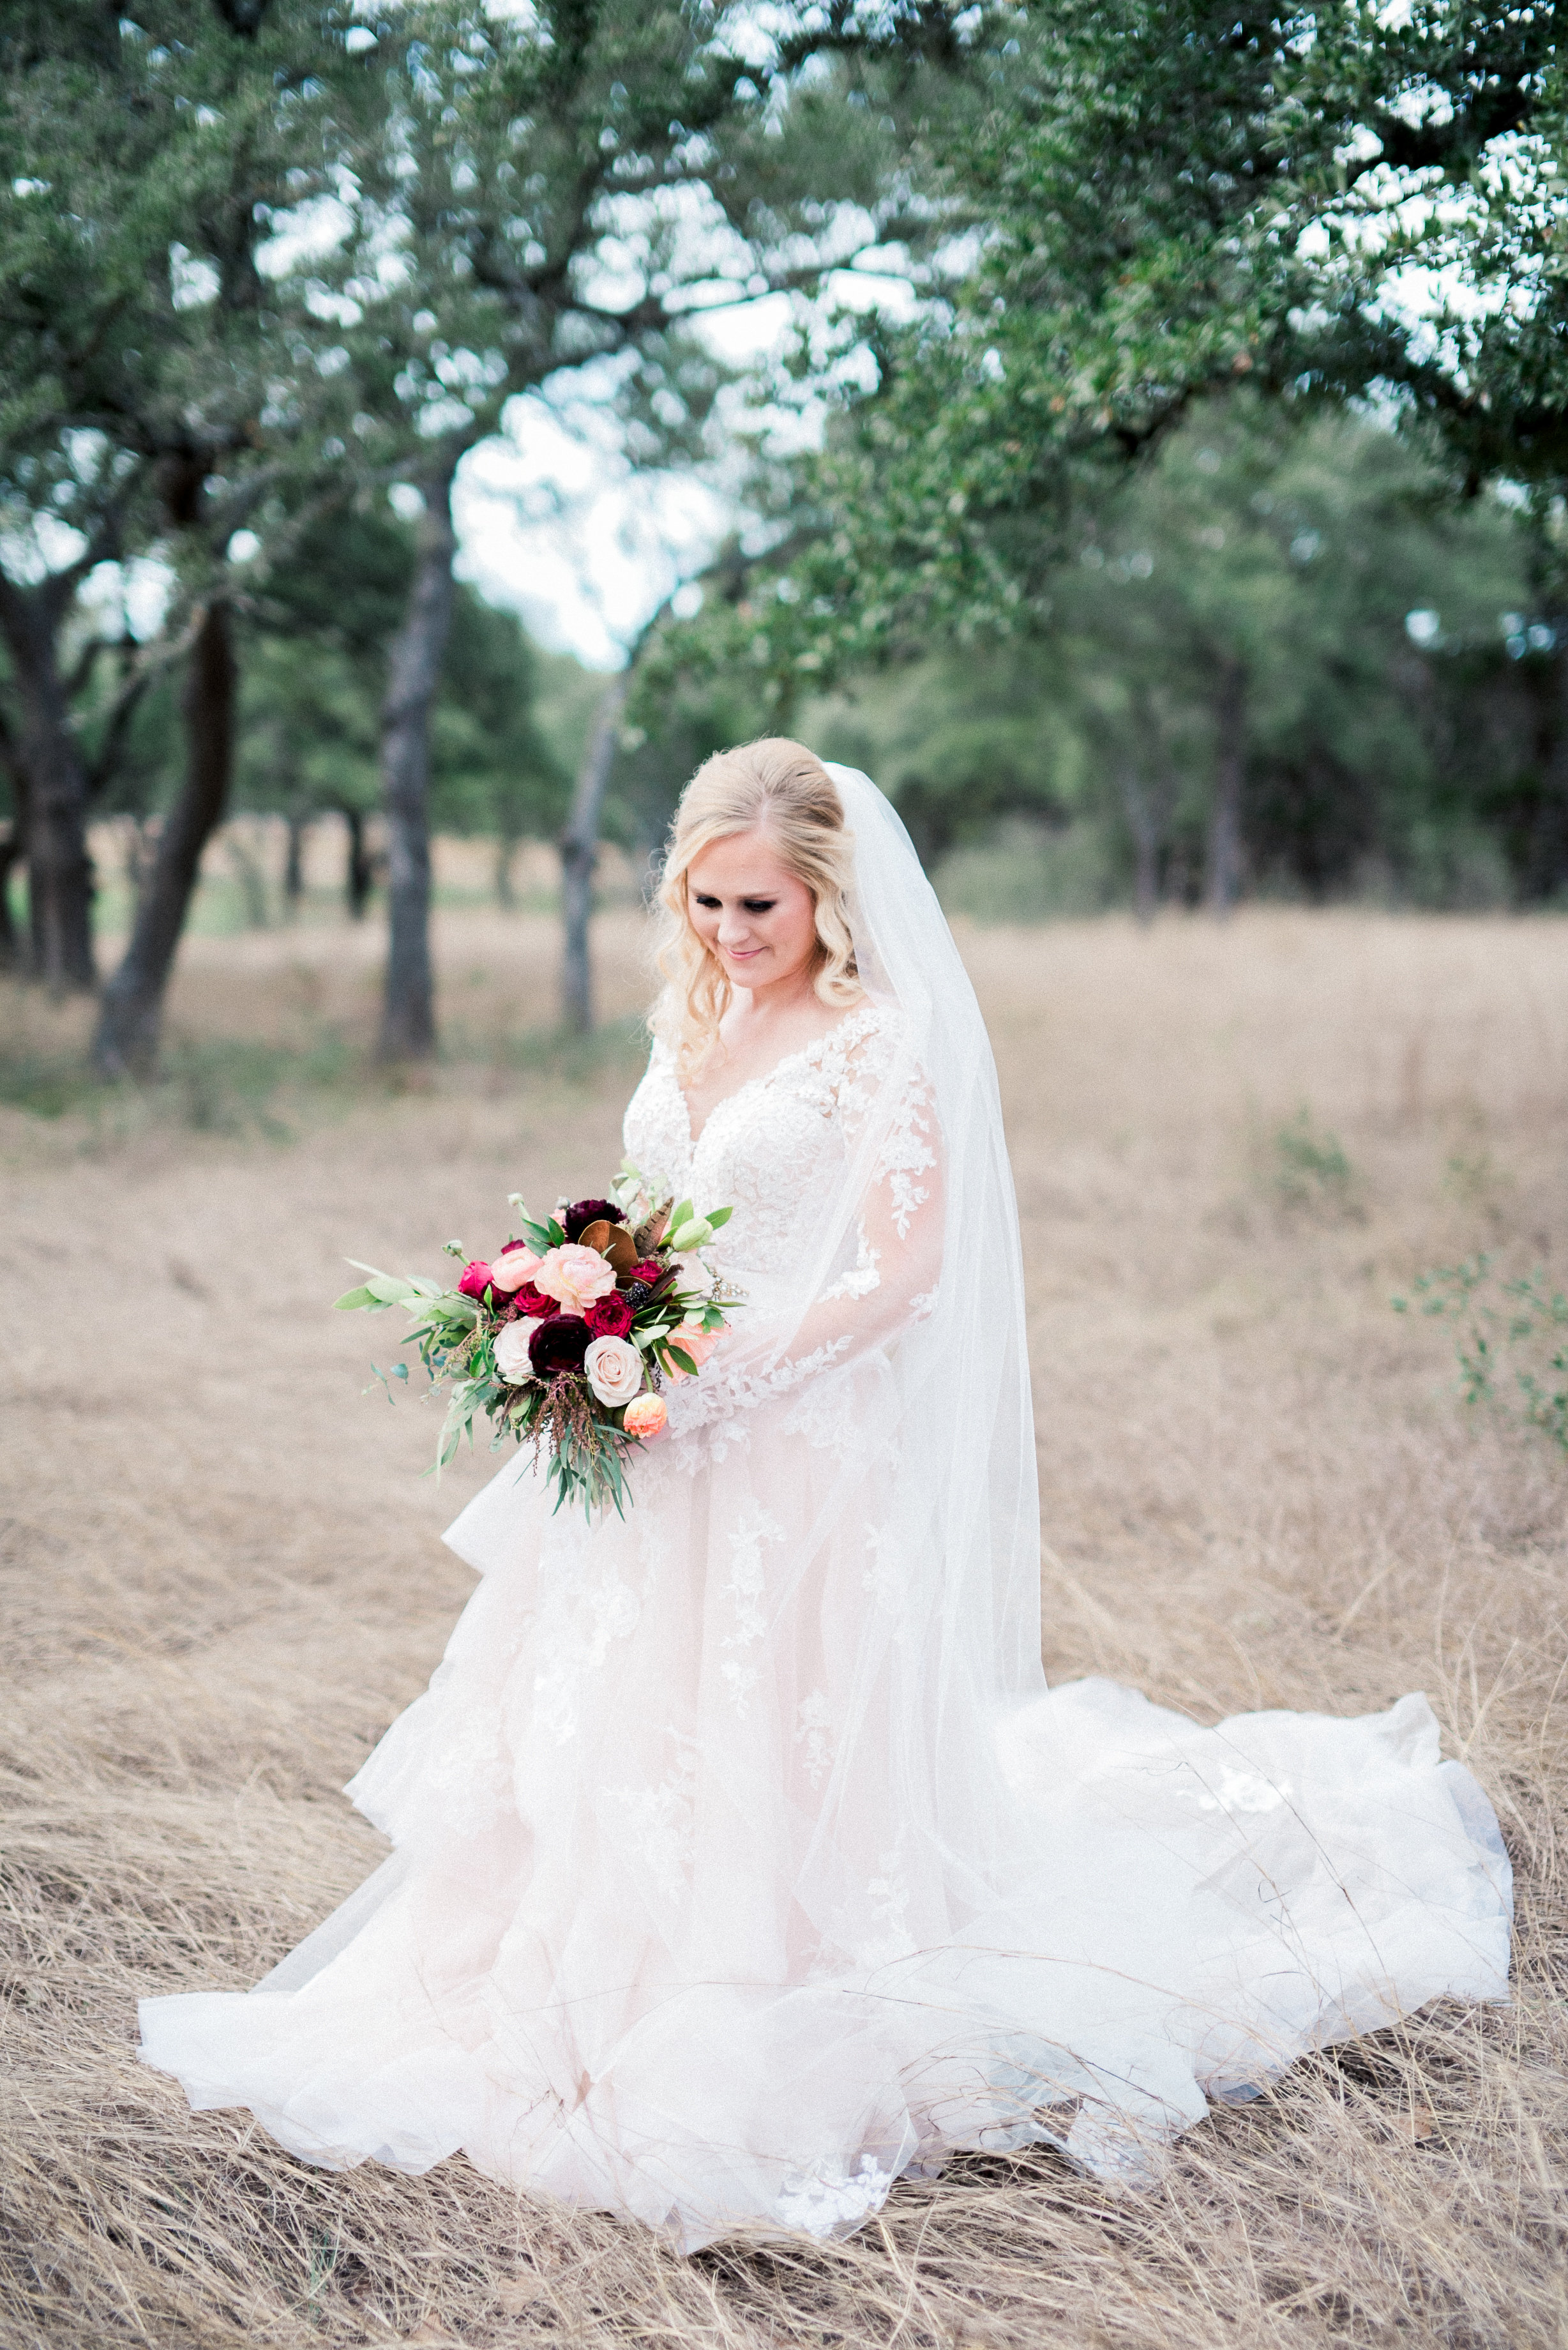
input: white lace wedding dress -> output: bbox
[140,772,1512,2252]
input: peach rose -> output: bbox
[493,1320,541,1383]
[623,1392,668,1441]
[664,1321,720,1381]
[584,1335,642,1408]
[489,1241,541,1295]
[531,1243,618,1314]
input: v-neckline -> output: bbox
[675,1003,873,1150]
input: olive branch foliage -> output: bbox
[1394,1256,1568,1457]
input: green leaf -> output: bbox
[333,1285,382,1311]
[365,1274,419,1306]
[704,1203,734,1229]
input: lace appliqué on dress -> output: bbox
[532,1517,642,1746]
[774,2155,894,2238]
[721,1504,784,1716]
[794,1691,835,1789]
[605,1732,700,1904]
[872,1071,935,1239]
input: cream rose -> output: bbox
[584,1335,642,1408]
[489,1242,541,1294]
[664,1321,720,1381]
[531,1243,618,1314]
[492,1320,541,1383]
[623,1392,667,1441]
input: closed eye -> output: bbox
[741,899,777,913]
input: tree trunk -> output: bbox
[0,826,22,973]
[377,462,457,1062]
[1117,764,1159,925]
[92,600,237,1075]
[284,808,307,914]
[1204,656,1246,916]
[495,824,520,909]
[1523,626,1568,900]
[559,674,628,1034]
[342,807,373,918]
[0,705,29,975]
[0,579,96,990]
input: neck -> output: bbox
[728,962,818,1023]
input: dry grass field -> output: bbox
[3,902,1567,2349]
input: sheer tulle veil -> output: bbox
[818,759,1045,1713]
[665,757,1046,1816]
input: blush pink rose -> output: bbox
[623,1392,667,1441]
[663,1321,720,1381]
[490,1241,542,1295]
[584,1335,642,1408]
[532,1243,618,1315]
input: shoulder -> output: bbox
[815,999,919,1128]
[831,996,908,1080]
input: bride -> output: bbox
[140,739,1512,2250]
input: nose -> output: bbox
[716,905,753,950]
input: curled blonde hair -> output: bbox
[652,738,861,1075]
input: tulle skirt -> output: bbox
[140,1390,1512,2250]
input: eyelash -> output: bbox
[695,897,776,913]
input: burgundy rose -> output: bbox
[585,1291,633,1339]
[456,1260,493,1302]
[528,1313,592,1379]
[562,1197,619,1242]
[510,1281,552,1319]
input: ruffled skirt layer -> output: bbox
[140,1409,1511,2250]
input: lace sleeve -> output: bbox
[666,1019,942,1434]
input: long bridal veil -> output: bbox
[646,759,1511,2179]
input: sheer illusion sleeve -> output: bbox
[665,1022,942,1437]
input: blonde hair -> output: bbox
[652,738,861,1075]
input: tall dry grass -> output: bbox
[2,905,1566,2349]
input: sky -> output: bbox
[448,262,907,671]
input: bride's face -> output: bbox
[685,830,820,995]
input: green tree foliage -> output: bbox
[786,407,1534,911]
[0,0,381,1010]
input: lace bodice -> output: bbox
[622,999,929,1295]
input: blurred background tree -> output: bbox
[4,0,1565,1075]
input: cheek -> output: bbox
[782,897,818,959]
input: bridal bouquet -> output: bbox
[335,1165,739,1517]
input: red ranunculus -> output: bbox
[563,1197,619,1241]
[585,1291,633,1339]
[628,1259,665,1284]
[528,1313,592,1379]
[456,1260,493,1301]
[512,1281,552,1319]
